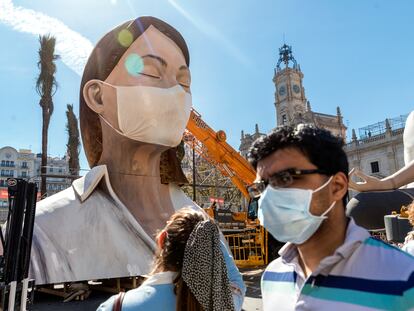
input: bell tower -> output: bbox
[273,44,308,126]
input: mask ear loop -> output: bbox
[313,176,336,218]
[94,80,127,138]
[320,200,336,218]
[98,114,127,138]
[313,176,334,193]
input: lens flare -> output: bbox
[118,29,133,48]
[125,53,143,77]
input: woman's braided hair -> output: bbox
[151,208,205,311]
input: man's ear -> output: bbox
[83,79,104,114]
[331,172,348,203]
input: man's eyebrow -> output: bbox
[142,54,167,67]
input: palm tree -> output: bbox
[66,104,80,177]
[36,35,59,196]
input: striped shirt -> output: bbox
[261,218,414,310]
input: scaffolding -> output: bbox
[358,114,408,139]
[180,139,243,210]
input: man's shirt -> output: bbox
[261,218,414,310]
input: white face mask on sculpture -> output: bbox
[99,82,192,147]
[258,176,336,244]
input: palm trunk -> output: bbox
[40,111,50,196]
[36,35,59,197]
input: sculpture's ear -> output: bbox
[83,79,104,114]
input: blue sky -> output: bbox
[0,0,413,171]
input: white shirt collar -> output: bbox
[279,218,371,267]
[72,165,109,202]
[71,164,156,251]
[142,271,178,286]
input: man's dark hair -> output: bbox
[248,124,349,205]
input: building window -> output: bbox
[370,161,380,174]
[22,161,28,168]
[1,161,4,166]
[10,161,14,167]
[49,167,53,173]
[58,168,62,173]
[282,114,287,125]
[21,171,27,178]
[5,161,9,167]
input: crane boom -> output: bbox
[184,109,275,268]
[184,109,256,198]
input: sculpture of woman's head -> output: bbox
[80,16,191,183]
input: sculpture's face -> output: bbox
[85,25,191,134]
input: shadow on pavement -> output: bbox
[241,267,264,299]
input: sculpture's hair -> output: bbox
[79,16,189,184]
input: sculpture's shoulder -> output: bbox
[168,183,200,211]
[35,178,114,219]
[404,110,414,144]
[36,186,76,209]
[404,111,414,183]
[36,186,78,215]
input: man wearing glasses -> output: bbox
[247,124,414,311]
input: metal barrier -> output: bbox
[224,227,268,267]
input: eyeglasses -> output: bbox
[247,168,327,198]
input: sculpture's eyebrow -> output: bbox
[142,54,167,67]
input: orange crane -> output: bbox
[184,109,275,267]
[184,109,256,199]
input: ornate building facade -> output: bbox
[345,116,407,179]
[240,44,347,156]
[239,124,265,158]
[239,44,408,188]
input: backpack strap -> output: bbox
[112,291,126,311]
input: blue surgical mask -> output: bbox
[258,176,335,244]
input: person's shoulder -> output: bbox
[402,240,414,256]
[167,183,200,211]
[363,237,414,258]
[96,294,117,311]
[262,257,295,282]
[97,284,176,311]
[359,237,414,274]
[265,257,286,272]
[120,283,176,311]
